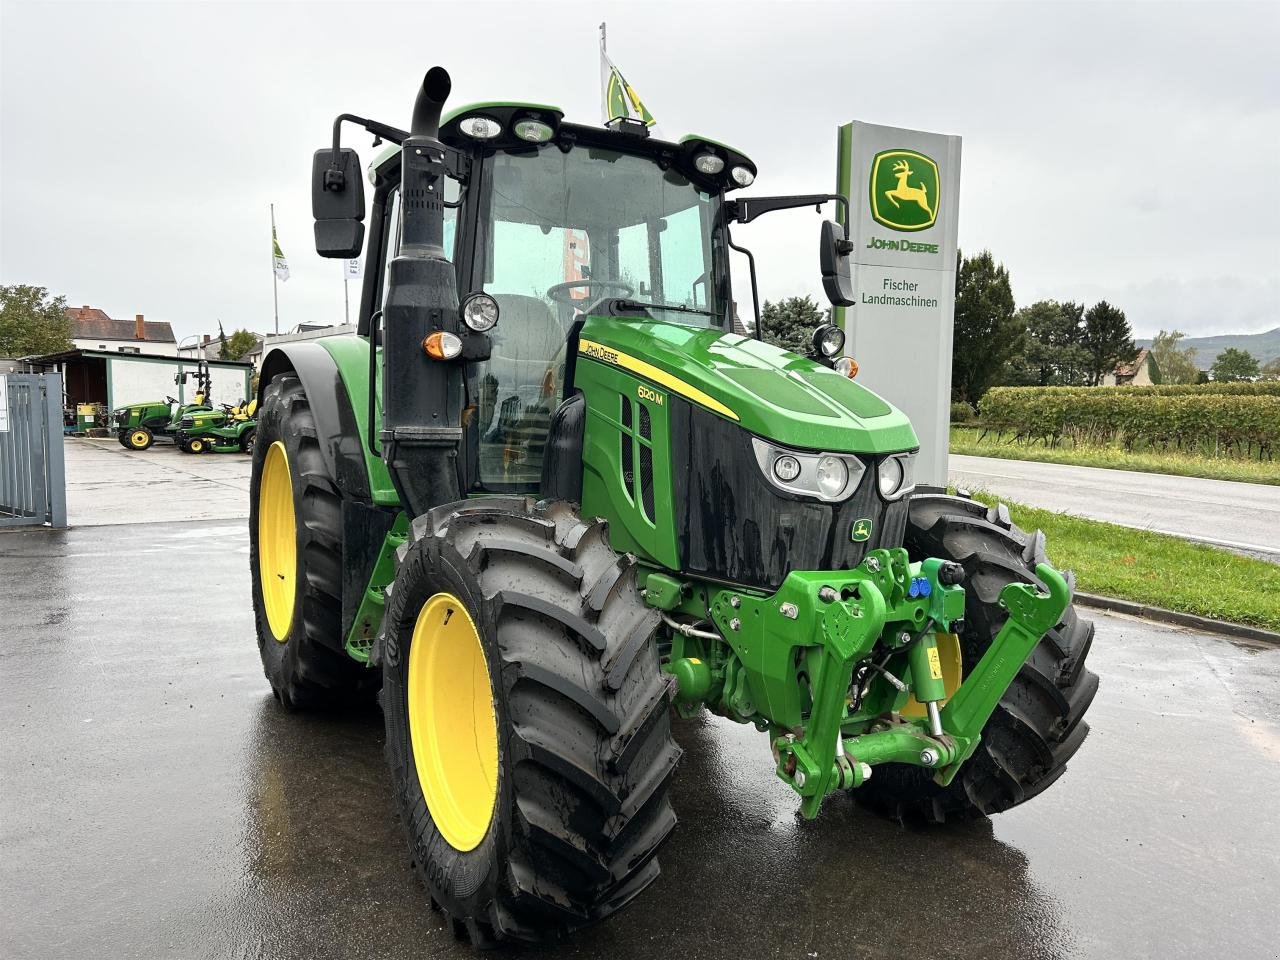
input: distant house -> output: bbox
[67,306,177,356]
[1102,348,1160,386]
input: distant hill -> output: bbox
[1136,327,1280,369]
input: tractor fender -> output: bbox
[258,343,373,501]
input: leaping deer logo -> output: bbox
[884,159,933,218]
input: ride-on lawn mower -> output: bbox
[175,398,258,454]
[248,67,1096,946]
[113,362,216,450]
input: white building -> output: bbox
[67,306,178,356]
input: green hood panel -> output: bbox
[577,317,918,454]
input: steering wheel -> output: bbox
[545,279,634,306]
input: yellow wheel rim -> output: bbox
[408,593,499,852]
[191,439,204,452]
[901,632,963,718]
[130,431,148,447]
[258,441,296,642]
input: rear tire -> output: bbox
[854,492,1098,823]
[249,372,378,710]
[240,426,257,455]
[380,497,681,945]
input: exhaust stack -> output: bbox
[381,67,463,517]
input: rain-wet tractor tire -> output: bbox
[855,492,1098,823]
[248,372,379,710]
[380,497,681,946]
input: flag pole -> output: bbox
[600,21,606,51]
[343,265,350,326]
[270,203,280,335]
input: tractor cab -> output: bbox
[338,98,859,502]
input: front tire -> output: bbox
[855,492,1098,822]
[248,372,378,709]
[380,497,681,945]
[124,427,153,450]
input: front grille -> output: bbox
[669,399,908,591]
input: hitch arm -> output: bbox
[935,563,1070,784]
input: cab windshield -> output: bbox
[470,146,724,489]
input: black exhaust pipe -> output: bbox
[410,66,451,138]
[381,67,463,517]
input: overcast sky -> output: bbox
[2,0,1277,343]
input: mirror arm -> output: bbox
[327,114,411,191]
[725,226,762,340]
[726,193,851,238]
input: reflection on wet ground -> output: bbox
[2,521,1277,959]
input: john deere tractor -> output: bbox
[113,362,216,450]
[175,398,258,454]
[249,67,1096,946]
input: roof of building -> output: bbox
[66,306,176,344]
[1114,348,1151,378]
[24,347,252,367]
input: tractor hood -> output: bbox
[577,317,918,454]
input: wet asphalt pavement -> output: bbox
[3,518,1279,960]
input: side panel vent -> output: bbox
[620,395,634,499]
[638,403,654,519]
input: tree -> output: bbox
[1014,299,1089,386]
[759,295,828,356]
[951,249,1021,403]
[1211,347,1260,382]
[223,328,259,361]
[0,284,73,357]
[1081,300,1137,385]
[1261,357,1280,381]
[1148,329,1200,385]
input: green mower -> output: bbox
[175,399,257,454]
[113,362,217,450]
[248,67,1097,946]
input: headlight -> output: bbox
[461,292,500,332]
[773,455,801,482]
[876,452,916,500]
[751,438,864,502]
[813,323,845,358]
[694,153,725,175]
[730,165,755,187]
[815,455,848,498]
[514,119,554,143]
[458,116,502,140]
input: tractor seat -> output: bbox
[485,294,568,401]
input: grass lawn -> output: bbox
[961,491,1280,632]
[950,426,1280,486]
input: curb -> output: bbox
[1075,592,1280,646]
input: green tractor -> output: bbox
[174,398,258,454]
[248,67,1096,946]
[113,362,216,450]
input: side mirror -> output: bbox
[312,148,365,258]
[819,220,855,307]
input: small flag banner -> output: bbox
[272,227,290,282]
[600,25,657,132]
[344,258,362,280]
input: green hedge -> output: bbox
[950,401,976,424]
[978,386,1279,459]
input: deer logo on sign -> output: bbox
[869,149,941,232]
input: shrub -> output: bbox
[976,386,1279,460]
[950,401,975,424]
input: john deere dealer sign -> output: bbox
[834,122,962,486]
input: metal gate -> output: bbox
[0,373,67,528]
